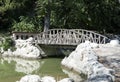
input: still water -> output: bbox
[0,57,85,82]
[0,57,68,82]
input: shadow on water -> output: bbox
[39,44,76,57]
[44,55,66,59]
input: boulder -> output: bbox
[41,76,56,82]
[61,42,115,82]
[19,75,41,82]
[110,40,119,46]
[2,37,42,59]
[58,78,74,82]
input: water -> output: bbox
[0,57,68,82]
[0,56,86,82]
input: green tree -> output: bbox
[0,0,120,34]
[35,0,87,29]
[83,0,120,33]
[12,16,42,32]
[0,0,37,31]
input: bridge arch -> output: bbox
[37,29,110,45]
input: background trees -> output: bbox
[83,0,120,33]
[0,0,120,34]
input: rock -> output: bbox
[110,40,119,46]
[90,43,99,48]
[2,37,42,59]
[18,75,75,82]
[19,75,41,82]
[58,78,74,82]
[2,49,13,57]
[88,74,113,82]
[61,42,115,82]
[0,47,4,53]
[41,76,56,82]
[27,37,34,43]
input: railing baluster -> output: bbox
[12,29,109,45]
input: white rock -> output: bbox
[110,40,119,46]
[85,40,91,44]
[0,47,4,53]
[19,75,41,82]
[61,42,115,82]
[41,76,56,82]
[90,43,99,48]
[2,37,41,59]
[58,78,74,82]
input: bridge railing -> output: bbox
[12,29,109,45]
[36,29,110,45]
[12,32,39,40]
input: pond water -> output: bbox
[0,56,85,82]
[0,57,68,82]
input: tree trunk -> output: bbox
[44,2,51,32]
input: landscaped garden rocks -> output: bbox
[2,37,42,59]
[17,75,41,82]
[61,41,120,82]
[17,75,74,82]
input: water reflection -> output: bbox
[0,57,87,82]
[0,57,44,74]
[61,67,87,82]
[0,57,68,82]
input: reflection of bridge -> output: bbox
[13,29,110,56]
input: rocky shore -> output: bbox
[16,75,74,82]
[1,37,44,59]
[94,44,120,82]
[0,35,120,82]
[61,41,120,82]
[17,40,120,82]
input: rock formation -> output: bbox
[18,75,41,82]
[17,75,74,82]
[61,41,116,82]
[2,37,43,59]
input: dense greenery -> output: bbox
[0,0,120,34]
[0,37,15,51]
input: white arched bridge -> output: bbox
[36,29,109,45]
[13,29,110,56]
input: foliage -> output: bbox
[0,0,120,34]
[0,0,37,31]
[12,16,42,32]
[83,0,120,33]
[12,16,34,32]
[0,37,15,51]
[33,0,120,33]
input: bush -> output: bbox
[12,16,42,32]
[12,16,35,32]
[0,37,15,51]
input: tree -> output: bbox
[35,0,52,32]
[0,0,120,34]
[83,0,120,33]
[0,0,38,31]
